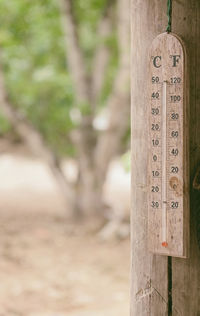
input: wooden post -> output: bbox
[131,1,200,315]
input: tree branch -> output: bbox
[91,1,114,105]
[59,0,96,162]
[0,63,75,210]
[59,0,89,103]
[94,0,130,184]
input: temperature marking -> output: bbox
[161,80,168,247]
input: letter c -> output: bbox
[153,56,161,68]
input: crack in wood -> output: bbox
[193,166,200,191]
[135,280,168,306]
[168,256,172,316]
[193,166,200,250]
[135,283,153,302]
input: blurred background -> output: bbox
[0,0,130,315]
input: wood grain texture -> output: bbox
[131,0,200,315]
[131,1,168,315]
[171,0,200,315]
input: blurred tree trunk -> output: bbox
[60,0,130,216]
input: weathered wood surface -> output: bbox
[171,1,200,315]
[131,0,200,315]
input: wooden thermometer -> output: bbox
[148,32,189,258]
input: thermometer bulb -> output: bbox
[162,242,168,248]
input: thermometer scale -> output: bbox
[148,33,189,258]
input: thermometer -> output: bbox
[148,33,189,258]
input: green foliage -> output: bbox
[0,113,11,135]
[0,0,75,155]
[121,151,131,173]
[0,0,120,156]
[73,0,107,61]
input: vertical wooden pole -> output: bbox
[131,1,200,315]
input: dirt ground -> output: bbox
[0,147,130,316]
